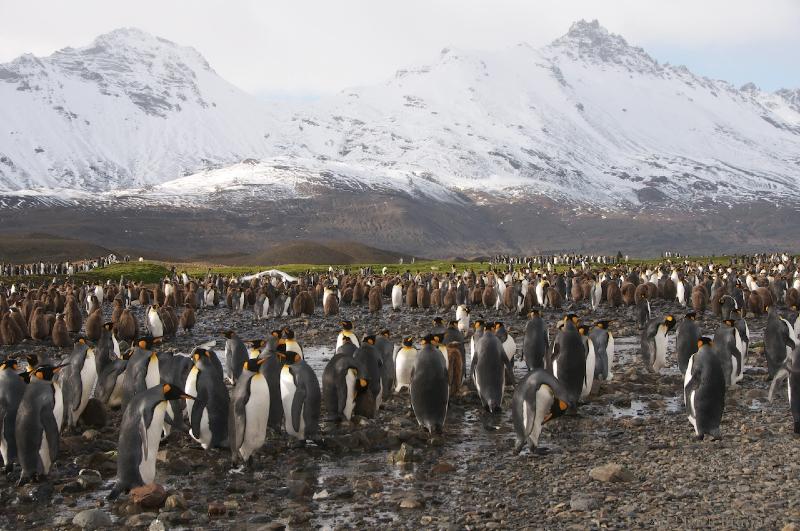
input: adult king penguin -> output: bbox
[684,337,726,440]
[511,369,571,455]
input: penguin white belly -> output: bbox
[394,350,416,391]
[205,291,214,306]
[240,376,269,460]
[344,372,357,420]
[582,342,596,399]
[261,298,270,319]
[280,370,304,439]
[530,385,554,447]
[112,334,121,359]
[145,358,160,390]
[439,346,449,370]
[391,287,402,310]
[503,337,516,363]
[78,354,98,418]
[336,332,359,352]
[606,334,615,381]
[688,390,698,434]
[282,297,290,317]
[148,312,164,338]
[729,354,739,388]
[184,367,199,420]
[536,286,544,307]
[653,329,668,372]
[53,381,64,433]
[139,402,167,484]
[39,432,52,475]
[677,283,686,306]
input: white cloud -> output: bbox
[0,0,797,94]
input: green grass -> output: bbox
[0,255,741,285]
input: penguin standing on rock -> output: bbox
[59,341,98,430]
[713,320,742,387]
[640,315,676,372]
[764,306,796,380]
[511,369,571,455]
[684,337,726,440]
[353,335,384,417]
[109,383,194,498]
[577,325,596,400]
[15,365,64,485]
[375,330,395,400]
[410,335,449,434]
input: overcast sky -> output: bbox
[1,0,798,99]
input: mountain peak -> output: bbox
[549,19,658,73]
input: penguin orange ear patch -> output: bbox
[163,383,171,393]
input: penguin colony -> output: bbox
[0,254,799,503]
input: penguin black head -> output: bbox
[528,309,541,318]
[32,364,62,381]
[431,334,444,345]
[594,320,612,329]
[474,320,485,330]
[402,337,414,347]
[162,383,195,401]
[543,387,571,424]
[577,325,590,336]
[348,367,368,389]
[0,359,19,371]
[192,348,213,363]
[138,336,162,350]
[697,336,713,349]
[270,330,281,339]
[663,315,676,329]
[379,329,390,338]
[249,339,267,349]
[494,321,505,330]
[362,335,376,345]
[684,312,697,321]
[25,353,40,369]
[448,320,458,328]
[283,328,296,340]
[420,334,434,345]
[282,351,302,365]
[433,317,443,325]
[243,358,265,373]
[103,321,114,331]
[340,320,354,331]
[722,319,736,327]
[222,330,235,339]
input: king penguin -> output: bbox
[14,365,64,485]
[511,369,571,455]
[410,335,449,434]
[684,337,726,440]
[229,358,269,467]
[640,315,676,372]
[590,320,615,381]
[394,336,418,392]
[471,329,506,413]
[676,312,700,375]
[522,310,548,372]
[59,340,98,430]
[110,383,194,498]
[279,352,321,444]
[336,321,360,351]
[0,358,26,473]
[189,348,229,449]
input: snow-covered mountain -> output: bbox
[0,28,274,190]
[2,20,800,208]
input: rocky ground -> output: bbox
[1,296,799,530]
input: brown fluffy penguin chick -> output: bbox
[65,296,82,333]
[606,282,623,307]
[292,291,314,317]
[620,282,636,305]
[85,308,103,341]
[368,286,382,315]
[447,341,464,396]
[116,308,138,342]
[111,299,123,325]
[179,303,196,333]
[51,313,71,348]
[1,311,23,345]
[139,288,150,306]
[28,307,49,341]
[691,285,707,314]
[417,286,431,309]
[323,292,339,317]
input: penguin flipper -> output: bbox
[232,385,249,455]
[41,407,60,469]
[336,377,348,418]
[291,386,306,434]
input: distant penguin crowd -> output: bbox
[0,251,799,499]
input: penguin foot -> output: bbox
[794,422,800,435]
[512,442,524,455]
